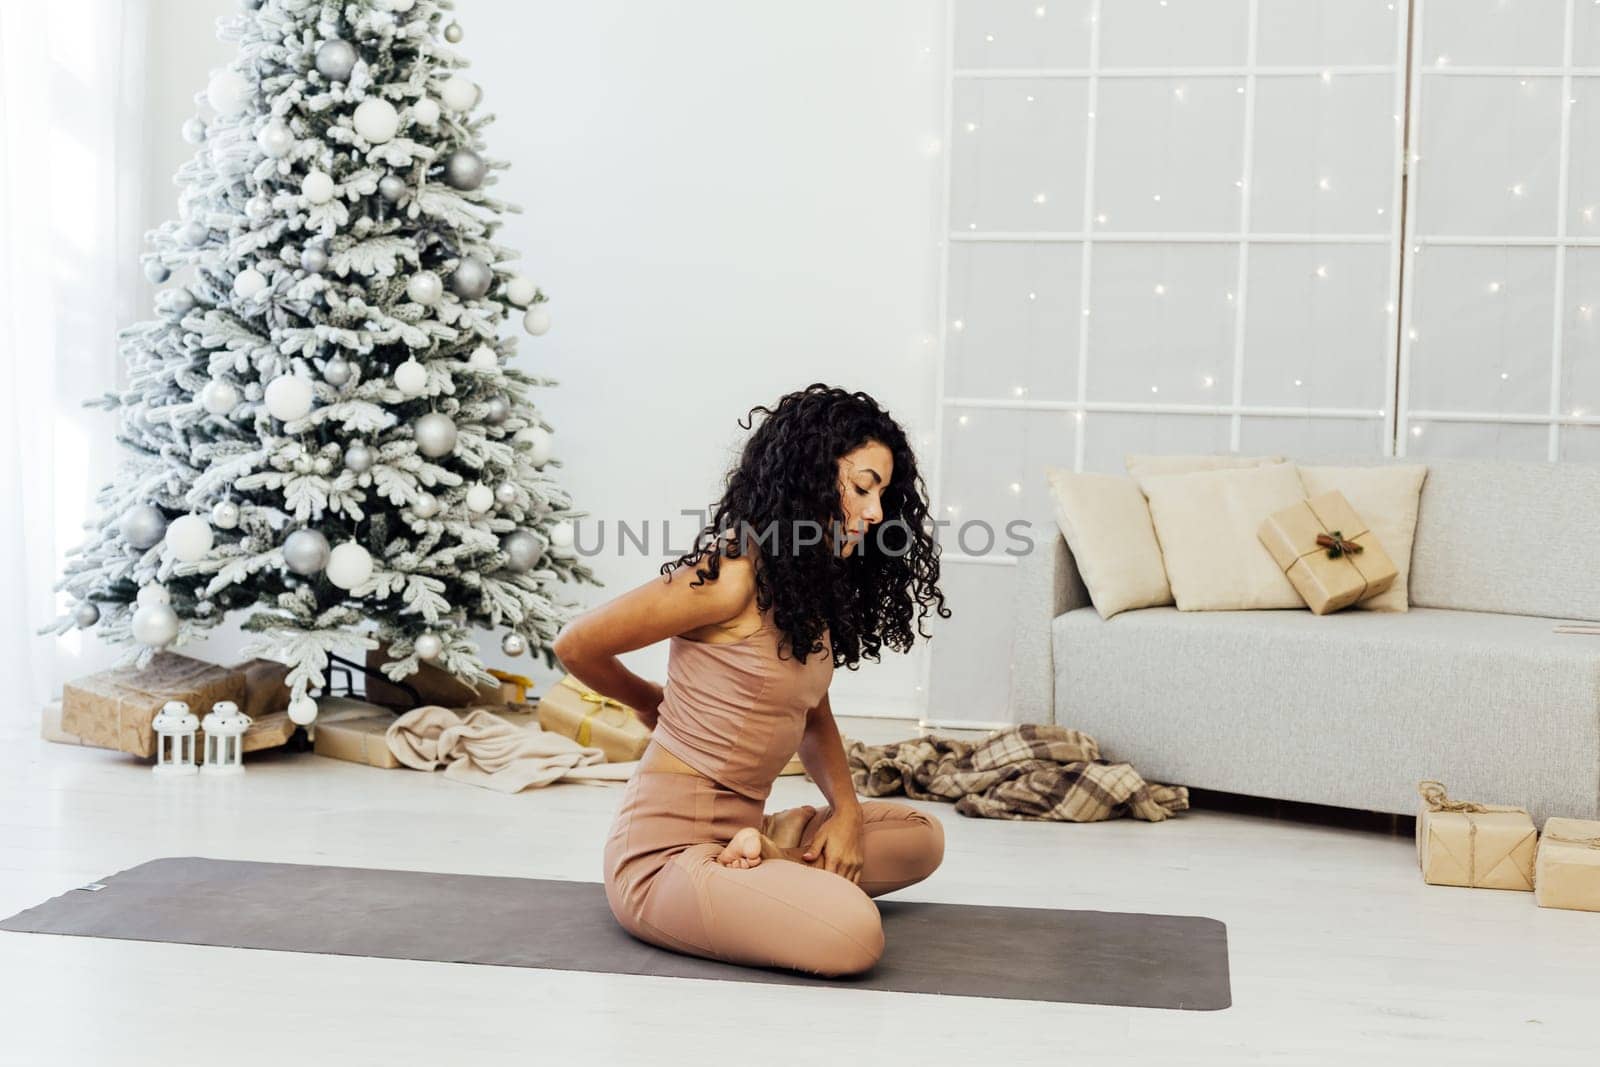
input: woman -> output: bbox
[553,383,951,977]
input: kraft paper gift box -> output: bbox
[61,652,248,759]
[488,670,534,705]
[538,675,653,763]
[363,647,503,709]
[1534,817,1600,912]
[1415,780,1537,891]
[1258,490,1399,615]
[313,716,401,769]
[232,658,292,721]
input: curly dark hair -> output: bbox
[660,383,950,669]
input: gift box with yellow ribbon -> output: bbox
[1534,817,1600,912]
[1258,490,1398,615]
[488,669,534,705]
[1415,779,1536,892]
[537,674,652,763]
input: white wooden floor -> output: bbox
[3,715,1598,1067]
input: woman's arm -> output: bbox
[552,554,756,731]
[796,690,863,819]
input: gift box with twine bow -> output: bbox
[1415,779,1537,892]
[537,674,652,763]
[1535,817,1600,912]
[1258,490,1399,615]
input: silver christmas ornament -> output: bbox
[442,148,487,191]
[167,289,196,314]
[501,632,527,657]
[412,492,440,519]
[343,441,374,473]
[210,500,241,529]
[282,528,331,575]
[144,260,170,284]
[73,601,100,628]
[315,38,358,82]
[323,354,353,386]
[180,220,209,247]
[483,394,510,424]
[444,21,463,43]
[494,480,517,505]
[413,412,458,457]
[132,603,180,648]
[300,245,329,273]
[500,530,540,573]
[449,256,492,300]
[378,174,406,202]
[414,633,443,661]
[120,504,168,550]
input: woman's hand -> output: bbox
[801,808,865,884]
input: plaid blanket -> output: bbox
[844,724,1189,823]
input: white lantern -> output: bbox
[200,700,251,775]
[153,700,200,775]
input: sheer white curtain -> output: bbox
[1,0,149,721]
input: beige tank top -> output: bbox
[650,603,835,801]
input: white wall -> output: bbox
[52,0,947,720]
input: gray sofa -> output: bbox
[1009,459,1600,824]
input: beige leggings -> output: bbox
[603,768,945,977]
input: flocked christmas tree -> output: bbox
[42,0,600,726]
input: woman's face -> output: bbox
[835,441,894,557]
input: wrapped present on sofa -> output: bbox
[488,669,534,705]
[1258,490,1399,615]
[1534,817,1600,913]
[363,647,503,709]
[1415,780,1536,891]
[60,652,248,759]
[538,674,652,763]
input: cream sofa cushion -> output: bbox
[1125,454,1286,479]
[1297,464,1428,612]
[1044,467,1173,619]
[1139,462,1307,611]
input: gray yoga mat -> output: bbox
[1,857,1230,1010]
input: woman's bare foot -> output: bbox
[761,804,816,849]
[716,826,809,869]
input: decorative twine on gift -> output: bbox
[1542,832,1600,849]
[556,675,638,746]
[1417,780,1533,889]
[1315,531,1365,559]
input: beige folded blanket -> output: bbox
[386,705,613,793]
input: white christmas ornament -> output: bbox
[326,542,374,590]
[523,304,552,335]
[200,379,239,415]
[504,275,537,307]
[264,374,315,421]
[412,492,440,518]
[549,519,576,557]
[207,69,249,115]
[413,412,458,457]
[393,358,428,396]
[233,268,268,300]
[353,97,400,143]
[302,169,335,204]
[414,633,443,661]
[390,0,416,11]
[210,500,241,529]
[137,583,171,608]
[406,270,443,305]
[468,345,499,372]
[133,602,181,648]
[518,425,554,466]
[440,74,478,112]
[412,97,441,127]
[165,514,214,563]
[288,694,319,726]
[256,119,294,158]
[465,483,495,514]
